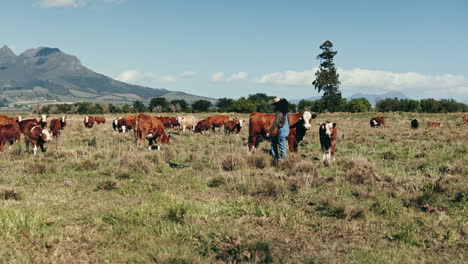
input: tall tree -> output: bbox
[312,40,343,112]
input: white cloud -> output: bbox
[116,70,196,85]
[210,72,225,82]
[39,0,80,8]
[227,72,248,82]
[252,68,468,99]
[36,0,122,8]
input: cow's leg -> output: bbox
[25,139,30,153]
[33,145,38,156]
[122,126,126,133]
[287,135,297,152]
[40,144,47,152]
[248,135,259,151]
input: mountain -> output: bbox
[290,91,408,106]
[0,45,213,106]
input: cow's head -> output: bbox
[319,122,336,137]
[17,116,22,122]
[84,116,89,123]
[177,116,183,124]
[238,119,244,127]
[301,111,317,129]
[160,133,170,145]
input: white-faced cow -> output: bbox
[319,121,337,166]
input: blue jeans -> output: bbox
[271,119,289,160]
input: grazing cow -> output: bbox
[177,115,197,132]
[95,117,106,124]
[156,117,180,129]
[194,119,212,134]
[411,119,419,129]
[427,121,442,127]
[464,114,468,125]
[135,113,170,149]
[224,118,244,134]
[115,115,137,133]
[319,121,337,166]
[0,123,21,152]
[23,122,52,155]
[206,115,229,131]
[248,111,317,152]
[38,115,48,128]
[50,116,67,138]
[370,116,385,128]
[84,116,95,128]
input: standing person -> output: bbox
[266,97,290,164]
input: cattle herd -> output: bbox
[0,113,466,165]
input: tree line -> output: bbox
[33,94,466,115]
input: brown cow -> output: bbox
[156,117,180,129]
[464,114,468,124]
[23,122,52,155]
[248,111,317,152]
[319,121,337,166]
[224,118,244,134]
[194,119,212,134]
[370,116,385,128]
[50,116,67,138]
[427,121,442,127]
[0,123,21,152]
[206,115,229,131]
[0,115,21,126]
[135,113,170,149]
[95,117,106,124]
[114,115,137,133]
[84,116,95,128]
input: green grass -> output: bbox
[0,112,466,263]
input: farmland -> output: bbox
[0,112,466,263]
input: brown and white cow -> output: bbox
[135,113,170,149]
[370,116,385,128]
[319,121,337,166]
[177,115,197,132]
[463,114,468,125]
[224,118,244,135]
[95,117,106,124]
[50,116,66,138]
[23,122,52,155]
[0,123,21,152]
[248,111,317,152]
[194,119,212,134]
[114,115,137,133]
[206,115,229,131]
[84,116,95,128]
[427,121,442,127]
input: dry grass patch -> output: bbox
[343,158,379,184]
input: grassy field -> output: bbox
[0,112,466,263]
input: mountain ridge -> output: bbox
[0,45,214,107]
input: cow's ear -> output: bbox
[333,123,337,127]
[312,113,318,119]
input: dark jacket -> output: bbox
[268,111,289,134]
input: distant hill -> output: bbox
[290,91,408,106]
[0,45,214,107]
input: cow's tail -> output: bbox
[134,116,141,145]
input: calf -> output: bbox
[50,116,67,138]
[95,117,106,124]
[319,122,337,166]
[84,116,95,128]
[194,119,212,134]
[427,121,441,127]
[23,122,52,155]
[115,115,137,133]
[0,123,21,152]
[157,117,179,129]
[224,118,244,135]
[411,119,419,129]
[370,116,385,128]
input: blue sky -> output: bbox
[1,0,467,101]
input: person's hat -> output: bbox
[270,97,280,104]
